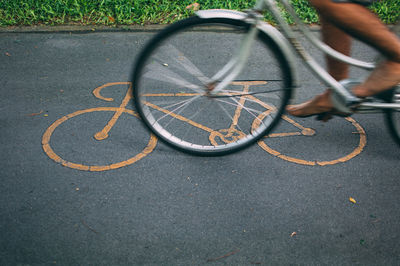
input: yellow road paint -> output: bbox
[144,101,216,134]
[230,84,250,130]
[142,80,365,166]
[92,81,130,102]
[143,93,201,97]
[43,80,366,170]
[94,83,133,140]
[267,132,303,138]
[255,114,366,166]
[42,82,157,171]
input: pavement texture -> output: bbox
[0,25,400,265]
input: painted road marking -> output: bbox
[43,81,367,171]
[254,113,366,166]
[42,83,157,171]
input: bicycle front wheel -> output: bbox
[133,16,293,155]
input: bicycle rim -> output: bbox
[385,86,400,146]
[133,16,293,155]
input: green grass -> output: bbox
[0,0,398,26]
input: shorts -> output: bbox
[332,0,377,6]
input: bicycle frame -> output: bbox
[196,0,400,111]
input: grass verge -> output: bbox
[0,0,399,26]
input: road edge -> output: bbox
[0,24,322,33]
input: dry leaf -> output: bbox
[26,110,43,117]
[5,52,11,56]
[349,197,356,204]
[207,249,239,262]
[290,232,297,237]
[108,16,115,23]
[186,3,200,11]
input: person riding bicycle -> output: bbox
[286,0,400,121]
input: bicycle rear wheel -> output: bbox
[385,21,400,146]
[385,86,400,146]
[132,16,293,155]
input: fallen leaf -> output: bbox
[186,3,200,11]
[81,220,98,234]
[290,232,297,237]
[108,16,115,23]
[207,249,239,262]
[349,197,356,204]
[44,114,49,117]
[26,110,43,117]
[5,52,11,56]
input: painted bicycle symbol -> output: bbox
[42,81,366,171]
[42,82,157,171]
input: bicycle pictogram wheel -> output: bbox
[42,82,157,171]
[253,113,367,166]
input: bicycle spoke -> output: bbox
[179,100,214,141]
[230,96,265,124]
[218,88,284,99]
[214,97,264,116]
[215,99,242,131]
[153,96,200,111]
[153,94,201,128]
[160,44,212,85]
[144,61,204,93]
[214,97,268,132]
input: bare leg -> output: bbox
[309,0,400,97]
[287,0,400,119]
[286,17,351,118]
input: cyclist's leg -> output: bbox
[288,0,400,119]
[286,17,351,120]
[310,0,400,98]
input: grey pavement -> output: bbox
[1,26,400,265]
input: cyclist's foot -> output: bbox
[287,92,332,117]
[352,60,400,98]
[286,91,350,122]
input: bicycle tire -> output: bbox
[385,20,400,146]
[385,86,400,146]
[132,16,294,155]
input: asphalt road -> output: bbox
[1,26,399,265]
